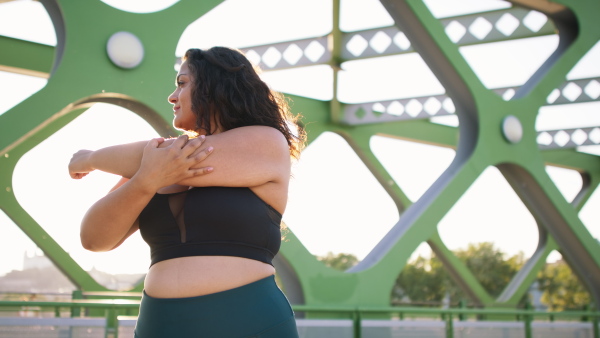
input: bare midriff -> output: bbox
[143,255,276,298]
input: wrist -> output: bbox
[129,172,161,195]
[87,150,98,171]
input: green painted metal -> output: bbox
[0,107,108,291]
[105,306,118,338]
[446,312,454,338]
[497,236,559,306]
[0,35,53,77]
[595,314,600,338]
[368,0,600,310]
[429,232,495,306]
[1,299,599,338]
[0,0,224,291]
[329,0,343,123]
[0,0,599,320]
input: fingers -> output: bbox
[177,135,208,160]
[68,149,94,179]
[192,146,213,163]
[166,135,202,156]
[145,138,164,149]
[190,167,214,176]
[171,134,190,149]
[144,134,213,176]
[183,135,205,151]
[71,172,88,179]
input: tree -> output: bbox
[392,242,526,306]
[536,259,591,311]
[316,252,359,271]
[315,246,593,311]
[392,255,446,305]
[454,242,525,299]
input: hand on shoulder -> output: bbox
[181,125,291,188]
[133,135,214,193]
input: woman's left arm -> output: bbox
[69,125,291,188]
[176,125,292,188]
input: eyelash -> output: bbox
[177,81,185,87]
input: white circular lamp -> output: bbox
[502,115,523,144]
[106,31,144,69]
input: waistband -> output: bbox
[135,275,297,337]
[141,274,277,303]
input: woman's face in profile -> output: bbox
[168,61,198,132]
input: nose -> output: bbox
[168,89,178,104]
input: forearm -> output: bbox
[80,176,154,251]
[89,141,147,178]
[78,135,215,251]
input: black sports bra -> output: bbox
[138,187,282,267]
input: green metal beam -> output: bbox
[0,35,53,77]
[428,231,495,306]
[0,0,598,315]
[0,107,107,291]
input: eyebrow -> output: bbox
[175,73,189,86]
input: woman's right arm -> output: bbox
[69,135,210,179]
[78,137,213,251]
[69,141,146,179]
[80,175,152,251]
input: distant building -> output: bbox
[22,252,53,270]
[529,281,547,311]
[0,253,144,295]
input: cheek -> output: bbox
[182,90,193,106]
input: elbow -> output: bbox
[80,216,112,252]
[80,239,104,252]
[80,233,111,252]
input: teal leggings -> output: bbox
[134,275,298,338]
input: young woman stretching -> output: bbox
[69,47,305,337]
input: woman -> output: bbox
[69,47,305,337]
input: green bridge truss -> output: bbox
[0,0,599,312]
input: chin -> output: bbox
[173,123,196,134]
[173,119,186,130]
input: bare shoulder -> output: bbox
[211,126,289,154]
[223,125,286,141]
[181,125,291,188]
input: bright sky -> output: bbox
[0,0,599,279]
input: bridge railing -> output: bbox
[0,299,598,338]
[292,304,600,338]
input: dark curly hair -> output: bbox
[182,47,305,159]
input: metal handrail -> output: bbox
[0,300,598,338]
